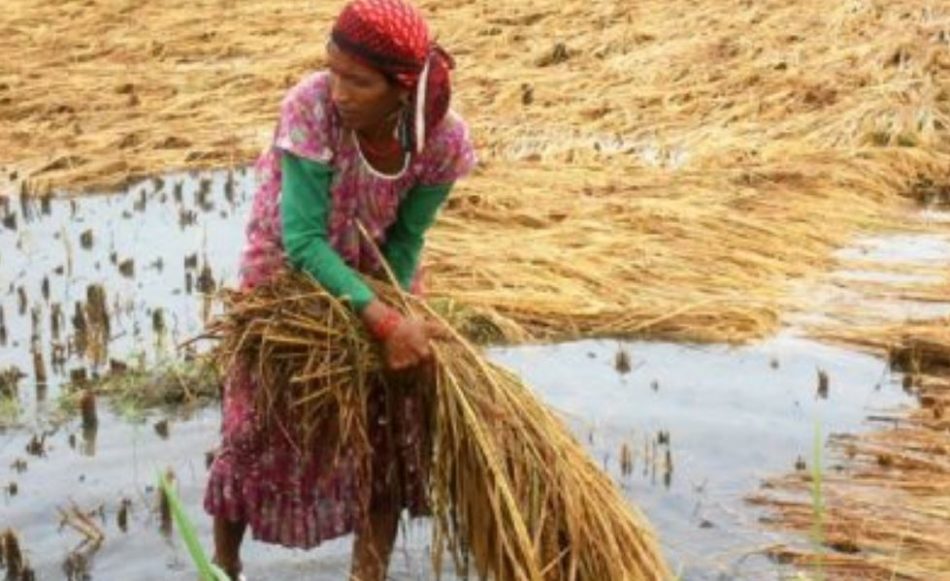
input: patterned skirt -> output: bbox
[203,361,431,548]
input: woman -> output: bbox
[204,1,475,579]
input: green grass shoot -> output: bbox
[157,471,230,581]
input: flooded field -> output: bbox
[0,171,922,579]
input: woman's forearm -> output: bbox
[280,152,375,311]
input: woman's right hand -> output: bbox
[382,317,447,370]
[361,299,448,370]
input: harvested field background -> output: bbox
[1,0,948,343]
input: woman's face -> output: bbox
[327,42,406,133]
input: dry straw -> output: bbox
[205,270,671,580]
[1,0,948,346]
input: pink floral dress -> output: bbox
[204,71,475,548]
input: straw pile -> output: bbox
[1,0,948,345]
[205,270,670,581]
[1,0,947,192]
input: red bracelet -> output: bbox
[370,309,402,341]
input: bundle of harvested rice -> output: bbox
[206,270,670,580]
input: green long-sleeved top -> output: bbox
[280,152,451,312]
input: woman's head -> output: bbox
[328,0,453,152]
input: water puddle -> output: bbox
[0,170,918,579]
[830,269,942,285]
[491,336,910,579]
[500,128,690,169]
[833,233,950,264]
[0,169,253,415]
[789,229,950,327]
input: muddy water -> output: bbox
[0,171,918,579]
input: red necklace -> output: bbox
[357,131,402,158]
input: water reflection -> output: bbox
[0,168,254,414]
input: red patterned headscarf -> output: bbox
[331,0,453,154]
